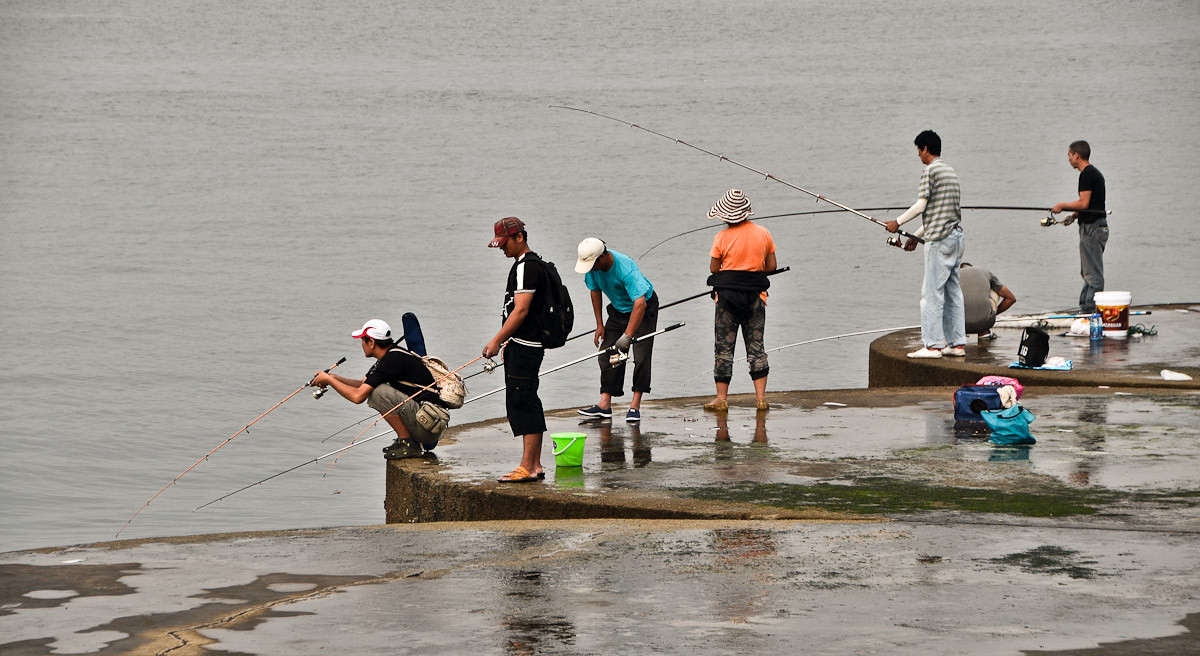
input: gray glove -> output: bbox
[614,333,633,352]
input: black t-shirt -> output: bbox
[502,252,547,347]
[363,349,440,405]
[1078,164,1106,224]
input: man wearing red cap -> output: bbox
[312,319,449,460]
[483,217,548,482]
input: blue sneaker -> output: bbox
[577,404,612,418]
[625,408,641,423]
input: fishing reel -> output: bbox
[483,358,499,373]
[1040,215,1058,227]
[609,351,629,366]
[886,236,904,248]
[313,386,328,399]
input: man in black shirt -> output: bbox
[1051,140,1108,313]
[483,217,547,483]
[312,319,449,460]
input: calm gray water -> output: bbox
[1,0,1198,552]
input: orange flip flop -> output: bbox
[498,466,539,483]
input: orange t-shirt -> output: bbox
[710,221,776,302]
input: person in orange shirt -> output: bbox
[703,189,777,412]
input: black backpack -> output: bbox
[1018,326,1050,367]
[527,254,574,349]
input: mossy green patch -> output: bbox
[679,477,1109,516]
[984,545,1100,579]
[679,476,1200,517]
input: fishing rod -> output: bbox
[465,322,686,404]
[994,310,1151,325]
[550,105,926,244]
[658,266,791,312]
[324,354,485,471]
[324,353,503,443]
[200,325,687,509]
[641,206,1108,259]
[116,356,347,537]
[560,268,790,347]
[683,326,918,383]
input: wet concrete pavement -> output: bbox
[869,305,1200,388]
[7,308,1200,656]
[4,385,1199,655]
[3,519,1199,656]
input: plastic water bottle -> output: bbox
[1089,313,1103,341]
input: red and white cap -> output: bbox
[488,216,526,248]
[351,319,392,340]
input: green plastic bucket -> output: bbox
[551,432,586,467]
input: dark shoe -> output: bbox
[577,404,612,419]
[625,408,641,423]
[383,439,425,460]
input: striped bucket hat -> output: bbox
[707,188,753,223]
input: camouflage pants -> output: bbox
[713,299,768,383]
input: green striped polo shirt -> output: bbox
[917,158,961,241]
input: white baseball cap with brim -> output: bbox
[575,237,606,273]
[708,188,753,224]
[351,319,392,341]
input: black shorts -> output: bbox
[504,341,546,436]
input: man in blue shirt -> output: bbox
[574,238,659,422]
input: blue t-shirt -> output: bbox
[583,249,653,313]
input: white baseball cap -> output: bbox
[350,319,392,341]
[575,237,606,273]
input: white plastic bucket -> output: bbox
[1093,291,1132,338]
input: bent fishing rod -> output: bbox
[199,325,686,509]
[550,105,926,244]
[640,207,1109,259]
[684,326,918,383]
[116,356,347,537]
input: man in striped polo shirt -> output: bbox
[885,130,966,359]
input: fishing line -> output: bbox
[116,357,348,537]
[550,106,926,244]
[199,324,687,509]
[683,326,919,384]
[195,428,396,511]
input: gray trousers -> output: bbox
[1078,222,1109,312]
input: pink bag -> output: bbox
[976,375,1023,399]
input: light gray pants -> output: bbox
[367,384,447,447]
[1078,222,1109,312]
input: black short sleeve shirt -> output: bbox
[1078,164,1106,224]
[363,349,439,404]
[502,252,547,347]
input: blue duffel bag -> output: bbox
[953,385,1005,422]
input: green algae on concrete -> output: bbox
[676,477,1200,518]
[984,545,1101,580]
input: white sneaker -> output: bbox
[941,346,966,357]
[907,347,943,359]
